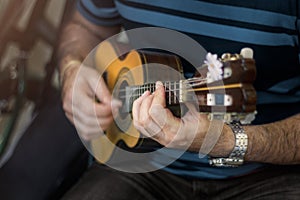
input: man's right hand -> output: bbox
[61,62,121,141]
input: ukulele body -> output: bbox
[92,41,182,163]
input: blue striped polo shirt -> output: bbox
[77,0,300,179]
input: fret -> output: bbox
[176,82,181,103]
[173,82,177,104]
[138,86,141,98]
[176,82,182,103]
[168,81,171,105]
[173,81,175,104]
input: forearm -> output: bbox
[244,113,300,164]
[56,10,121,71]
[207,114,300,165]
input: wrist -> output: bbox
[59,59,82,86]
[209,123,235,157]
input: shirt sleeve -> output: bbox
[297,3,300,63]
[76,0,122,26]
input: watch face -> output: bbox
[209,157,244,167]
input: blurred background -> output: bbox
[0,0,75,165]
[0,1,90,199]
[0,0,72,91]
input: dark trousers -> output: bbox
[62,162,300,200]
[0,89,88,200]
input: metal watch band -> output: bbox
[209,121,248,167]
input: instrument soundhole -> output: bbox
[118,80,129,120]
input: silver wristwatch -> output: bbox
[209,121,248,167]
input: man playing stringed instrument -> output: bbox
[58,0,300,199]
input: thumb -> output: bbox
[94,75,112,104]
[90,73,112,104]
[81,67,111,103]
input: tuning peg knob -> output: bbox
[240,48,254,59]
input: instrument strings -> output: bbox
[117,77,207,99]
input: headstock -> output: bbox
[184,48,257,124]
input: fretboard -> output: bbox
[123,77,208,113]
[127,81,181,108]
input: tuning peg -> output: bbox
[240,48,254,59]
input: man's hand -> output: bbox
[132,81,300,164]
[132,81,234,155]
[56,9,121,141]
[61,63,121,141]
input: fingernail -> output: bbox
[156,81,163,89]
